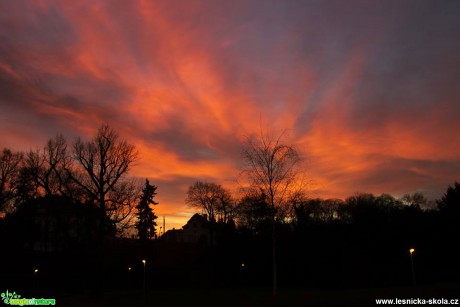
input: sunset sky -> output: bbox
[1,0,459,229]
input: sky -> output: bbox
[1,0,460,230]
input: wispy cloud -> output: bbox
[1,0,459,226]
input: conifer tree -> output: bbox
[135,179,158,240]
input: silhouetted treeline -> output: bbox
[1,183,459,294]
[1,127,460,294]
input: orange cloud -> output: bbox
[1,0,459,228]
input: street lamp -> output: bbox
[409,248,416,286]
[33,269,38,292]
[240,263,246,285]
[142,260,146,301]
[128,267,131,288]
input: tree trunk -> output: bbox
[272,206,277,297]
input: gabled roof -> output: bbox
[183,213,208,230]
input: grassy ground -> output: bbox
[56,284,460,307]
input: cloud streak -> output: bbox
[1,0,459,228]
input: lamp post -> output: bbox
[409,248,416,286]
[33,269,38,292]
[142,260,146,302]
[240,262,245,286]
[128,267,131,288]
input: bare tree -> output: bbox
[0,148,23,212]
[186,181,233,222]
[242,131,302,210]
[241,129,304,296]
[69,124,138,234]
[236,191,272,233]
[216,188,237,223]
[401,192,434,210]
[106,179,141,235]
[22,134,76,198]
[293,198,345,224]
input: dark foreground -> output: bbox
[56,284,460,307]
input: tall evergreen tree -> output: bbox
[135,179,158,240]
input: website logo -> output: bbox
[1,290,56,306]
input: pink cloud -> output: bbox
[1,0,459,227]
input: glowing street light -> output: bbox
[409,248,416,286]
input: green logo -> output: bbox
[1,290,56,306]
